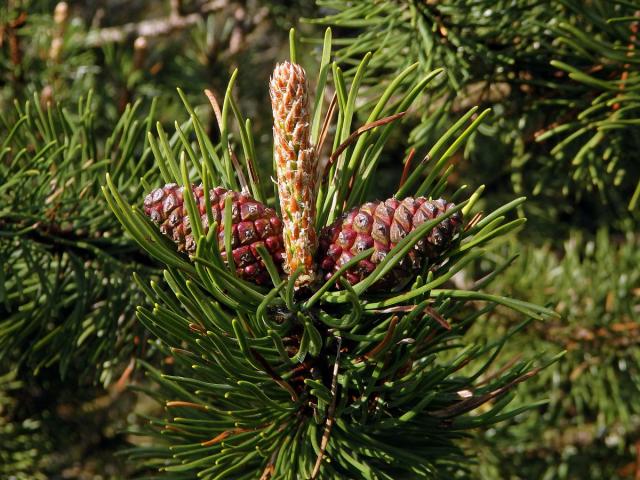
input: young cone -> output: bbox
[318,197,462,289]
[144,184,284,285]
[270,61,317,287]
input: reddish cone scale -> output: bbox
[318,197,462,290]
[143,184,284,285]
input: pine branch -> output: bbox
[85,0,229,46]
[109,29,557,478]
[0,93,159,383]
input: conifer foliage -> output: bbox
[105,30,557,478]
[1,1,637,478]
[313,0,640,216]
[310,4,640,474]
[0,94,156,384]
[474,230,640,479]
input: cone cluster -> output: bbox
[143,61,463,290]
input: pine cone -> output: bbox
[270,61,318,287]
[144,184,284,285]
[317,197,462,290]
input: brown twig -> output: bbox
[251,348,299,403]
[1,10,27,85]
[204,87,250,191]
[188,323,206,334]
[425,306,451,330]
[464,211,484,232]
[311,336,342,480]
[398,148,416,189]
[367,305,417,314]
[230,148,250,193]
[429,366,542,418]
[245,152,262,196]
[84,0,228,46]
[316,92,338,157]
[613,11,639,111]
[361,316,399,361]
[476,354,523,387]
[259,450,278,480]
[200,426,259,446]
[166,401,208,411]
[204,88,224,129]
[336,112,407,207]
[316,92,338,184]
[114,356,136,392]
[328,111,406,168]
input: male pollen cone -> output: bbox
[270,61,318,287]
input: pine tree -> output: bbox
[0,1,317,384]
[0,0,311,142]
[3,1,637,477]
[105,29,557,478]
[0,92,155,477]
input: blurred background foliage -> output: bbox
[312,0,640,232]
[471,229,640,479]
[1,0,638,478]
